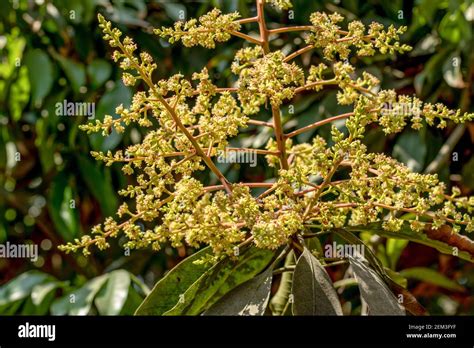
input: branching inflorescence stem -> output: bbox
[67,3,474,260]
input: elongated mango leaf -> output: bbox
[349,256,405,316]
[95,270,131,315]
[51,274,109,315]
[120,286,146,315]
[204,248,275,310]
[163,248,274,315]
[292,248,342,315]
[333,229,385,276]
[30,282,64,315]
[333,228,425,315]
[204,267,273,316]
[400,267,464,292]
[135,247,213,315]
[31,282,60,307]
[346,222,474,263]
[0,271,54,306]
[0,300,24,315]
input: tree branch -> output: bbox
[229,30,263,45]
[283,44,314,62]
[272,104,289,169]
[256,0,270,53]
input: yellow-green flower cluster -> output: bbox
[61,9,474,259]
[197,92,248,152]
[305,12,411,60]
[234,49,304,112]
[154,9,241,48]
[369,92,473,134]
[252,211,303,249]
[266,0,293,10]
[284,132,473,234]
[305,59,474,135]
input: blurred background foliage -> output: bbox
[0,0,473,315]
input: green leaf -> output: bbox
[51,274,109,315]
[55,55,86,94]
[24,49,53,106]
[0,28,25,100]
[347,222,474,263]
[87,59,112,89]
[163,248,274,315]
[76,154,118,217]
[0,300,24,315]
[393,131,427,172]
[349,256,405,315]
[135,247,214,315]
[120,286,145,315]
[47,172,80,241]
[9,65,30,121]
[333,228,426,315]
[31,282,60,306]
[0,271,53,307]
[64,0,96,25]
[204,248,275,310]
[28,281,64,315]
[95,270,131,315]
[384,268,408,289]
[35,118,55,173]
[386,238,409,270]
[333,228,386,276]
[203,266,273,316]
[439,10,470,44]
[292,248,343,315]
[400,267,464,292]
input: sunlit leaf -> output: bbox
[95,270,131,315]
[51,274,109,315]
[204,267,273,316]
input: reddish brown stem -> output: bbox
[235,16,259,25]
[294,79,337,94]
[283,45,314,62]
[257,0,270,53]
[229,30,263,45]
[247,119,274,127]
[268,26,314,35]
[272,104,289,169]
[285,112,353,138]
